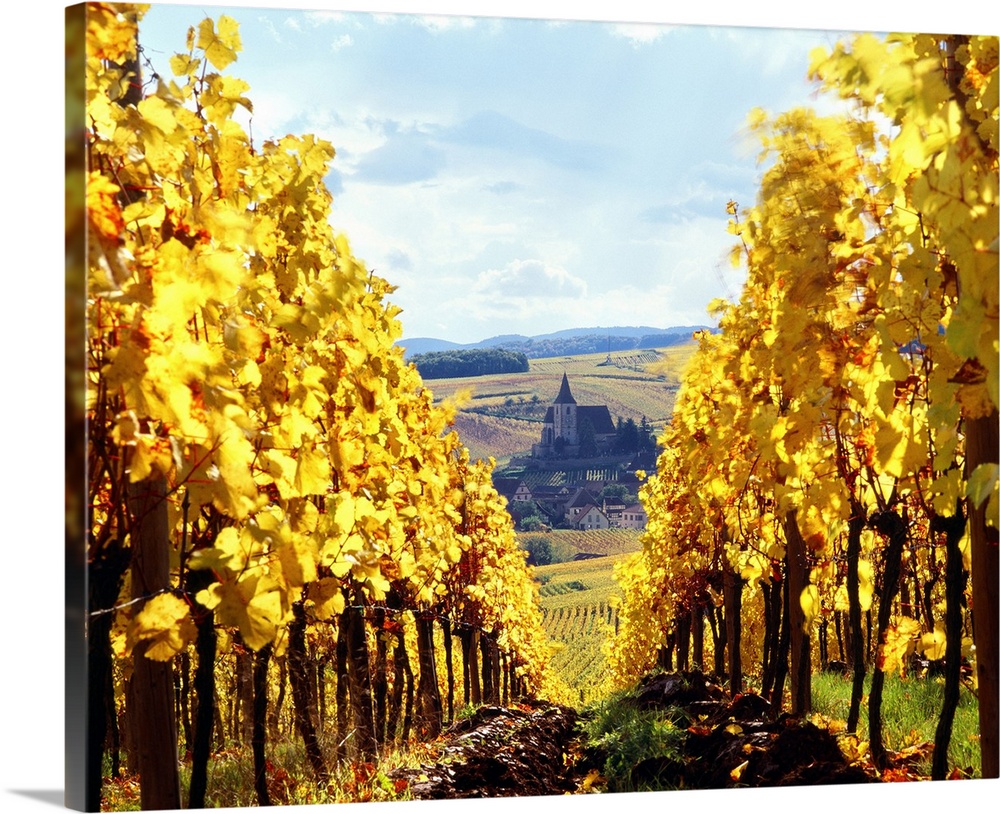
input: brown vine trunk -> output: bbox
[388,625,415,743]
[480,632,496,704]
[468,627,482,705]
[335,614,350,762]
[845,508,866,734]
[723,560,743,694]
[373,608,389,745]
[85,542,129,811]
[966,409,999,778]
[691,604,705,670]
[441,616,455,725]
[270,657,286,741]
[127,476,182,810]
[931,509,969,779]
[769,565,791,714]
[416,615,443,740]
[675,612,691,671]
[345,602,378,760]
[252,645,272,807]
[187,569,216,810]
[236,643,253,745]
[783,510,811,715]
[288,599,328,782]
[709,603,726,677]
[868,508,911,770]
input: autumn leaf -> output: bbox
[126,594,197,661]
[196,16,241,71]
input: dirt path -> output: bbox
[389,702,584,799]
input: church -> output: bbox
[531,374,616,459]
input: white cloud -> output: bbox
[417,15,478,32]
[474,259,588,299]
[303,11,346,26]
[330,33,354,51]
[609,23,674,47]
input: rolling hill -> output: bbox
[425,343,696,466]
[398,324,714,359]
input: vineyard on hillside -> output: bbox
[536,556,625,701]
[423,345,694,465]
[520,529,643,560]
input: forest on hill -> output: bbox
[410,348,530,379]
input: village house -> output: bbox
[492,478,534,503]
[619,503,648,530]
[574,503,611,530]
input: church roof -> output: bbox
[553,373,576,404]
[578,405,616,435]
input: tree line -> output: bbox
[409,347,530,379]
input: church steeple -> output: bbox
[554,373,576,404]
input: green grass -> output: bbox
[100,733,429,810]
[810,670,981,776]
[581,688,686,792]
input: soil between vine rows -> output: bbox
[388,671,890,799]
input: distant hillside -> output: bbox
[425,343,696,466]
[398,324,714,359]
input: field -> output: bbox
[534,553,635,703]
[425,344,696,465]
[520,528,643,561]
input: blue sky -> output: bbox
[135,2,876,345]
[135,3,997,346]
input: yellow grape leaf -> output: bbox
[310,578,346,620]
[858,558,874,611]
[196,16,241,71]
[920,625,948,661]
[931,469,964,517]
[85,4,139,63]
[800,584,821,631]
[111,410,140,446]
[199,574,284,651]
[873,410,927,479]
[169,52,201,77]
[87,172,125,242]
[364,570,392,599]
[288,499,320,534]
[877,616,921,674]
[129,435,177,483]
[332,493,356,535]
[967,463,998,509]
[276,531,318,588]
[127,593,197,661]
[581,768,604,791]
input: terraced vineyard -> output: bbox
[521,529,642,561]
[535,554,630,702]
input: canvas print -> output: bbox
[67,1,999,811]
